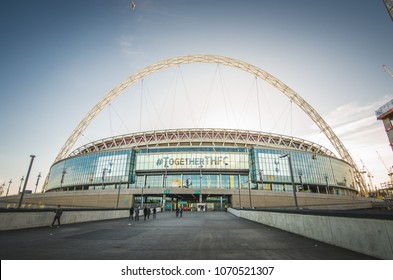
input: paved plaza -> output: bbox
[0,211,376,260]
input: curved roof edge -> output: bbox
[67,128,336,159]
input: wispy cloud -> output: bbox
[324,98,392,143]
[327,102,379,127]
[118,35,147,59]
[303,97,392,144]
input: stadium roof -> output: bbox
[68,128,336,158]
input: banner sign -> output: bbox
[136,152,248,171]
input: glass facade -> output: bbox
[136,150,249,171]
[46,149,135,191]
[46,145,356,194]
[134,147,249,189]
[249,148,356,192]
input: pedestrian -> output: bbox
[135,206,140,221]
[129,206,134,221]
[180,206,183,218]
[153,207,156,219]
[143,206,148,220]
[176,206,179,217]
[50,205,63,228]
[147,207,151,219]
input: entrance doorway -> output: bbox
[135,194,230,211]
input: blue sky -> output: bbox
[0,0,392,194]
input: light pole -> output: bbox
[238,183,242,209]
[6,179,12,197]
[279,154,298,209]
[141,175,146,207]
[247,177,253,209]
[162,166,168,211]
[35,172,41,193]
[199,164,203,204]
[18,155,36,208]
[298,171,303,191]
[259,169,264,190]
[60,168,67,189]
[325,175,329,194]
[102,167,107,189]
[163,166,167,188]
[141,185,144,207]
[18,176,24,194]
[108,162,113,174]
[116,184,121,209]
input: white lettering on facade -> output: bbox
[156,156,229,168]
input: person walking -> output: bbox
[143,206,148,220]
[147,207,151,219]
[129,206,134,221]
[153,207,156,219]
[50,205,63,228]
[135,206,140,221]
[179,206,183,218]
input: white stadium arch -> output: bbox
[46,54,367,193]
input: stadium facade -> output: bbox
[45,128,359,210]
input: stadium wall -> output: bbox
[230,208,393,259]
[0,189,375,210]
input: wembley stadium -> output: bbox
[42,128,364,211]
[1,55,374,210]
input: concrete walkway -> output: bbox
[0,211,376,260]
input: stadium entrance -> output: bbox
[134,193,230,211]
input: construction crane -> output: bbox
[359,158,376,195]
[376,151,393,181]
[383,65,393,78]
